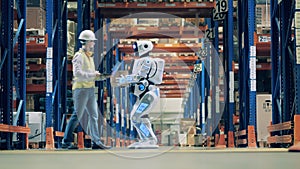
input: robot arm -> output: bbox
[116,74,143,87]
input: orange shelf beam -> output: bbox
[97,2,215,18]
[123,56,197,63]
[118,43,201,53]
[0,124,30,134]
[27,84,45,93]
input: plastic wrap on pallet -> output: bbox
[67,20,77,56]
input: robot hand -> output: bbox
[115,75,137,87]
[116,75,128,87]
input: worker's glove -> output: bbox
[99,73,111,81]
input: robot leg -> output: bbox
[128,90,159,149]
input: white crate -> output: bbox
[256,94,272,142]
[179,134,187,145]
[13,112,45,142]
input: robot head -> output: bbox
[132,40,153,57]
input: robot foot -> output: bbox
[128,140,159,149]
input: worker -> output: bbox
[62,30,111,150]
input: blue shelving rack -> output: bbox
[294,0,300,147]
[237,0,257,147]
[45,0,69,149]
[270,0,297,148]
[0,0,27,150]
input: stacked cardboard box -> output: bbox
[27,0,46,9]
[27,7,46,29]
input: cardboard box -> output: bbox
[26,7,46,29]
[180,118,195,134]
[187,134,195,146]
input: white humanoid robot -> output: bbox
[116,40,165,149]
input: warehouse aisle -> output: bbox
[0,147,299,169]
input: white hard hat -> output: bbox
[78,30,97,41]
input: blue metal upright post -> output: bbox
[94,0,105,138]
[115,41,121,146]
[292,0,300,148]
[224,0,235,147]
[45,0,54,149]
[201,59,206,135]
[247,0,257,147]
[61,0,68,128]
[0,0,16,150]
[280,0,294,125]
[106,19,114,145]
[53,0,62,148]
[270,0,281,129]
[237,0,246,147]
[45,0,69,149]
[15,0,27,149]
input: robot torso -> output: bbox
[131,57,165,96]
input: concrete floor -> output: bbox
[0,147,299,169]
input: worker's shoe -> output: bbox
[92,142,111,150]
[67,144,78,150]
[61,142,71,149]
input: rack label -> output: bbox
[250,46,256,57]
[296,47,300,64]
[216,86,220,114]
[205,28,215,39]
[213,9,226,21]
[165,3,175,7]
[137,3,147,7]
[216,0,228,13]
[229,71,234,103]
[295,13,300,29]
[196,3,206,7]
[98,3,115,7]
[250,80,256,91]
[296,29,300,46]
[46,47,53,93]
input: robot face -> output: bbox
[132,41,153,57]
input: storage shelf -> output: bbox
[27,84,45,93]
[123,56,198,63]
[256,42,271,57]
[163,74,192,79]
[14,36,47,57]
[97,2,215,18]
[118,43,201,53]
[109,26,207,39]
[159,85,187,90]
[160,93,182,98]
[26,64,46,71]
[233,62,271,73]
